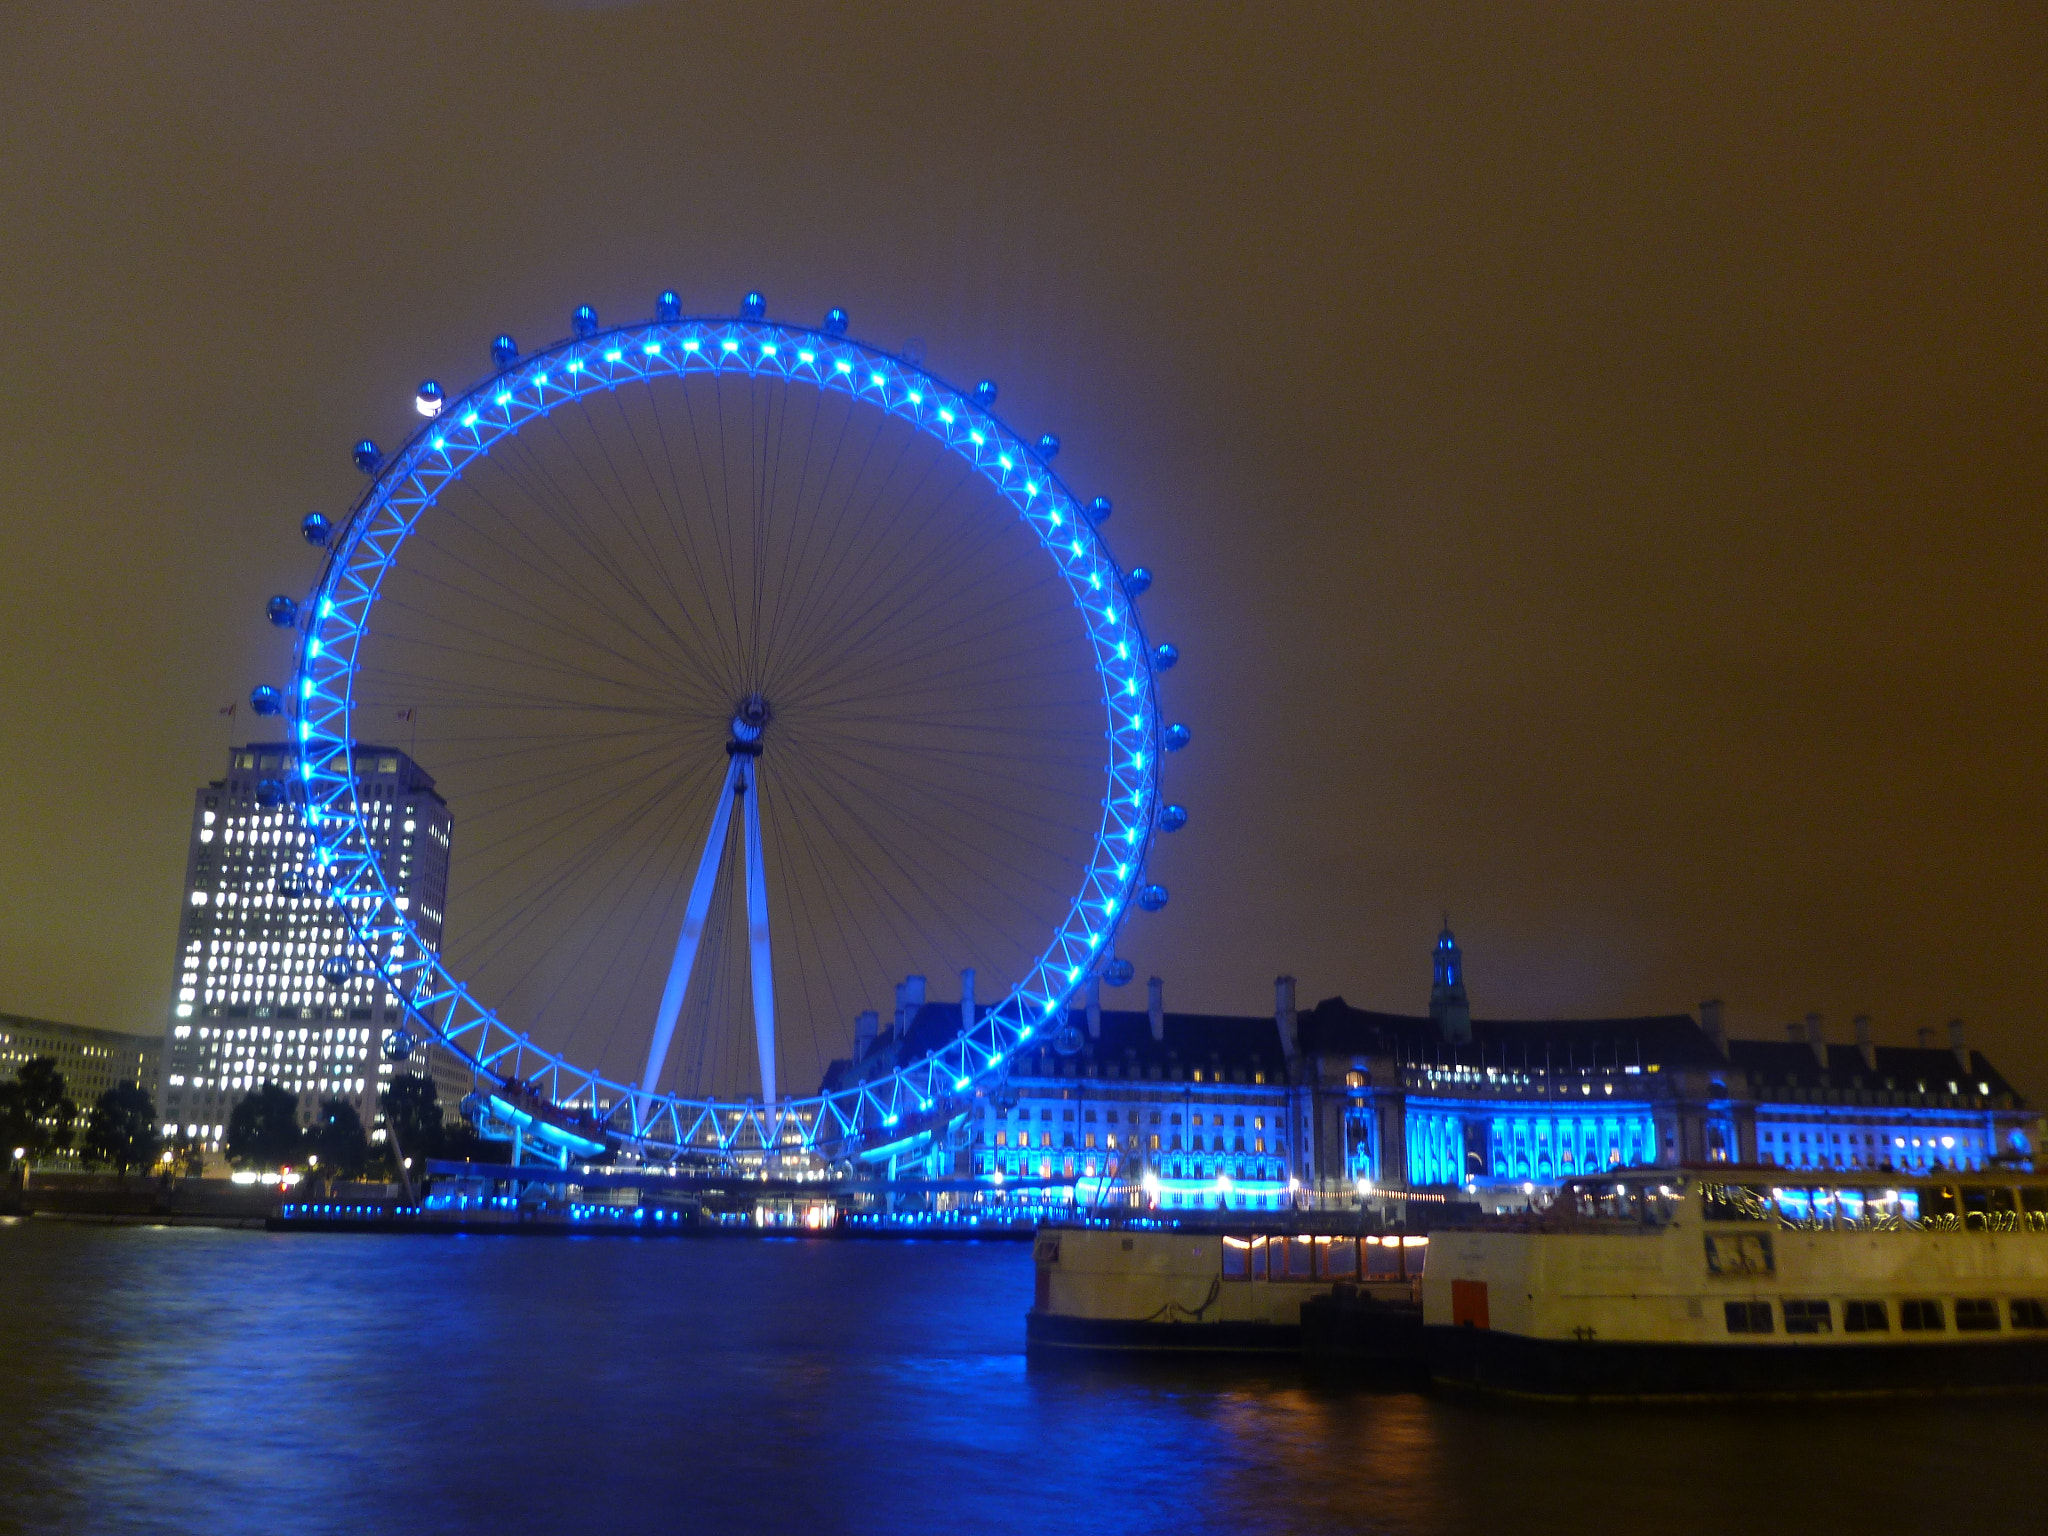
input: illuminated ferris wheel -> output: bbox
[254,290,1189,1162]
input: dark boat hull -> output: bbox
[1026,1310,1298,1355]
[1426,1325,2048,1401]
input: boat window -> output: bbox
[1221,1236,1254,1281]
[1900,1299,1945,1332]
[1915,1186,1961,1232]
[1960,1186,2019,1233]
[1277,1236,1316,1280]
[2019,1188,2048,1232]
[2010,1300,2048,1330]
[1363,1236,1404,1280]
[1955,1298,2001,1332]
[1843,1300,1889,1333]
[1317,1236,1358,1280]
[1724,1301,1773,1334]
[1774,1187,1829,1231]
[1783,1299,1832,1334]
[1404,1235,1429,1276]
[1700,1182,1771,1222]
[1834,1188,1869,1228]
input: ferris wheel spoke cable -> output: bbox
[596,387,758,693]
[453,449,717,690]
[771,749,1030,956]
[641,383,757,691]
[399,506,706,696]
[455,759,704,986]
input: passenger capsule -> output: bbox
[571,304,600,338]
[973,379,998,407]
[254,779,285,810]
[414,380,444,418]
[250,684,284,717]
[321,954,353,987]
[1163,722,1191,753]
[1087,496,1113,523]
[1124,566,1152,597]
[1102,957,1136,987]
[352,439,381,475]
[491,334,520,369]
[1153,642,1179,671]
[655,290,683,322]
[742,291,767,320]
[266,595,299,628]
[824,307,849,336]
[1157,804,1188,833]
[300,512,331,548]
[1137,883,1170,913]
[382,1028,417,1063]
[1037,433,1060,460]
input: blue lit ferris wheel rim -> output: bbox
[291,314,1164,1157]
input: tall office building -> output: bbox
[158,742,453,1153]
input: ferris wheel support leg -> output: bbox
[641,757,744,1100]
[740,758,778,1110]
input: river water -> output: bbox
[2,1218,2042,1535]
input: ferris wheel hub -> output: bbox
[730,692,771,745]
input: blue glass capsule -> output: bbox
[1153,642,1179,671]
[254,779,285,810]
[972,379,998,407]
[414,381,444,419]
[382,1028,417,1063]
[491,334,519,369]
[1124,566,1153,597]
[1087,496,1113,523]
[1164,722,1191,753]
[1102,957,1136,987]
[321,954,353,986]
[656,290,683,322]
[824,307,849,336]
[351,439,381,475]
[571,304,599,338]
[266,595,299,628]
[742,291,767,320]
[276,871,304,897]
[1157,804,1188,833]
[250,684,284,717]
[300,512,331,548]
[1037,433,1061,460]
[1137,883,1170,913]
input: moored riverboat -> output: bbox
[1424,1168,2048,1401]
[1025,1221,1428,1354]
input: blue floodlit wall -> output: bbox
[1406,1102,1659,1185]
[1752,1105,2021,1174]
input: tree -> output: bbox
[0,1056,79,1166]
[307,1098,371,1180]
[79,1082,162,1177]
[380,1073,444,1165]
[226,1083,303,1170]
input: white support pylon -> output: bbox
[641,755,743,1099]
[739,757,777,1110]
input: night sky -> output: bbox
[2,5,2045,1092]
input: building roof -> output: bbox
[818,1000,1287,1092]
[1726,1038,2021,1100]
[1296,996,1724,1071]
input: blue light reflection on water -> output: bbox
[1,1219,2043,1535]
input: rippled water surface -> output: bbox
[2,1218,2043,1535]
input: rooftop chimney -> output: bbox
[1699,998,1725,1056]
[1916,1026,1935,1049]
[1147,975,1164,1042]
[903,974,926,1010]
[1785,1021,1803,1043]
[1275,974,1299,1063]
[1086,973,1102,1039]
[893,982,907,1033]
[960,968,976,1034]
[1805,1011,1827,1069]
[1948,1018,1970,1074]
[855,1009,878,1057]
[1853,1013,1875,1072]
